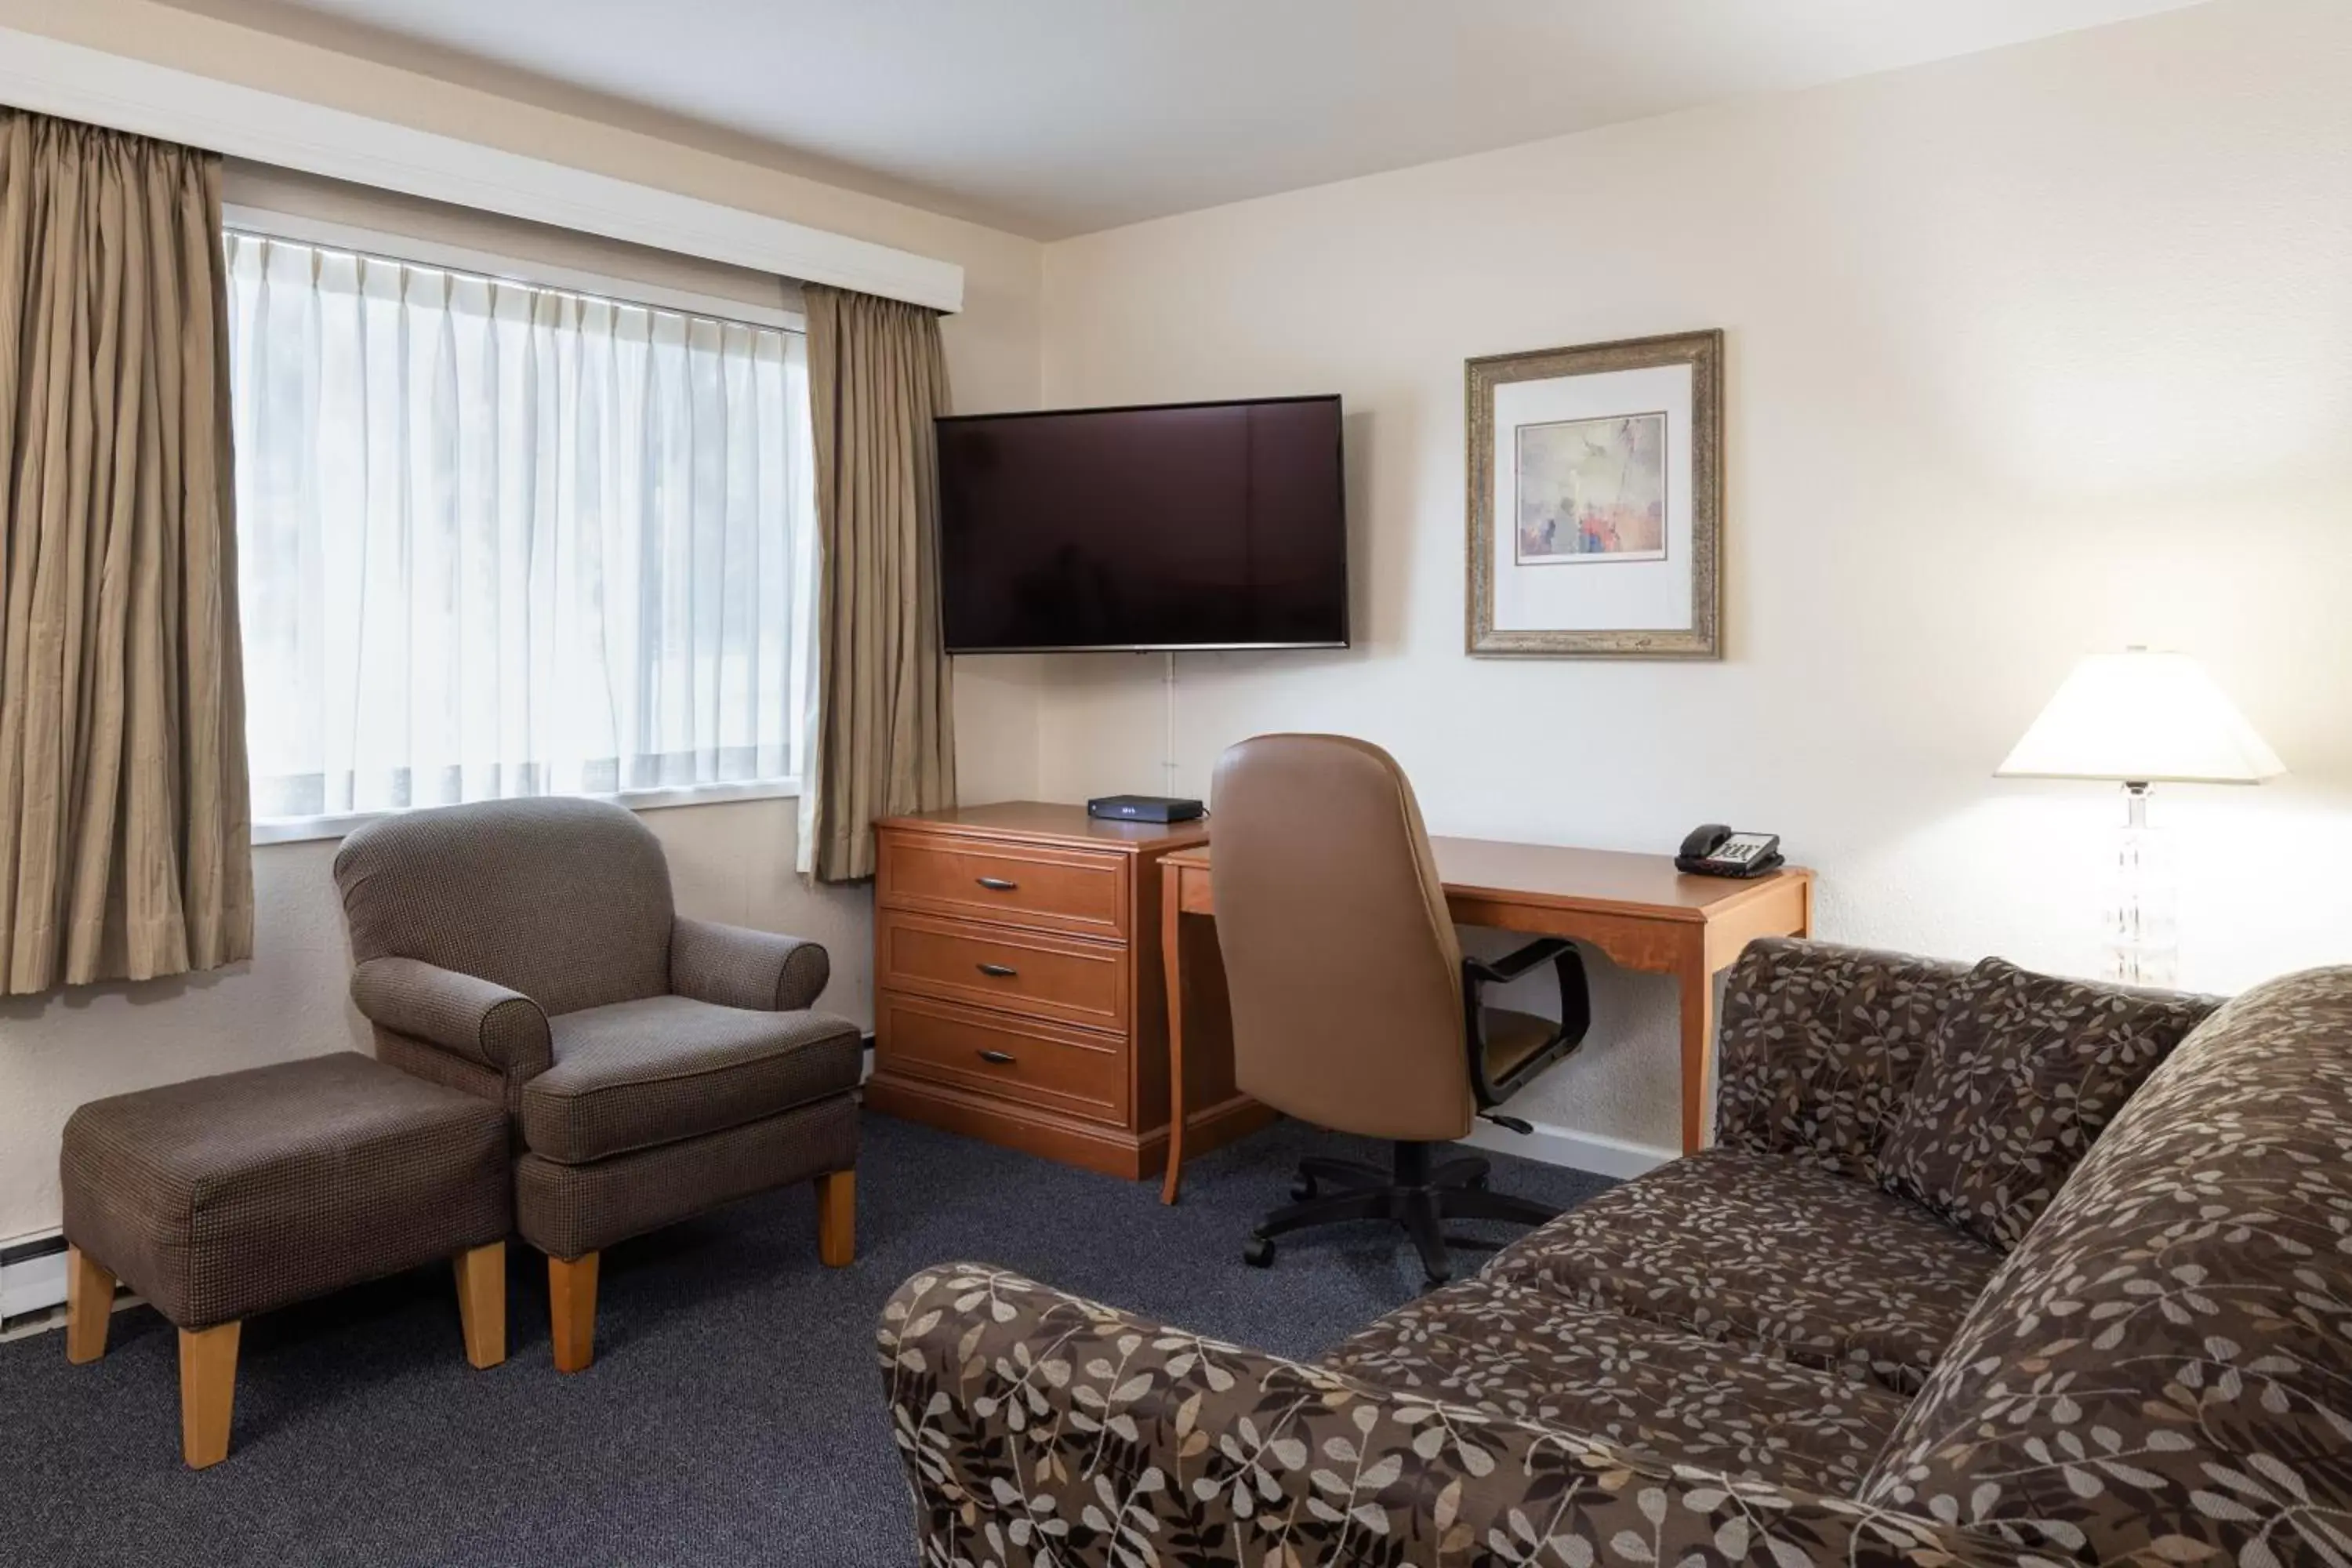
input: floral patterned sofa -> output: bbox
[880,939,2352,1567]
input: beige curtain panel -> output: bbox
[800,284,956,884]
[0,111,252,993]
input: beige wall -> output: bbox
[1034,0,2352,1153]
[10,0,2352,1229]
[0,0,1047,1240]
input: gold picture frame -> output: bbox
[1466,329,1723,658]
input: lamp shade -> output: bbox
[1997,650,2285,784]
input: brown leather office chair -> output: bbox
[1212,734,1589,1283]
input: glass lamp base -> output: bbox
[2100,782,2177,987]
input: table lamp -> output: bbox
[1997,648,2283,986]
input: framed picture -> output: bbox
[1466,329,1722,658]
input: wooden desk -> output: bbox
[1158,838,1813,1203]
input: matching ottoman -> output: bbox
[60,1052,512,1468]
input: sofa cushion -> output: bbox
[1483,1145,2001,1396]
[1875,957,2218,1251]
[1715,938,1974,1182]
[1862,967,2352,1567]
[521,996,862,1163]
[1324,1275,1914,1497]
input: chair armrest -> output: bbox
[1464,935,1574,985]
[670,916,830,1012]
[880,1264,2048,1567]
[1463,939,1591,1105]
[350,956,551,1078]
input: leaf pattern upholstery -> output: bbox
[1323,1274,1915,1495]
[880,943,2348,1568]
[1479,1144,2002,1396]
[879,1263,2067,1567]
[1862,967,2352,1566]
[1875,957,2220,1251]
[1714,938,1971,1181]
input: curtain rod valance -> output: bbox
[0,27,964,314]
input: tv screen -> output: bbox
[935,395,1348,652]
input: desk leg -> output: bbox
[1678,942,1716,1156]
[1160,869,1189,1205]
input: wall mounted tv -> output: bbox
[935,394,1348,652]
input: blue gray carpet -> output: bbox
[1,1112,1610,1567]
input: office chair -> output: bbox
[1211,733,1592,1284]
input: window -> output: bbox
[223,227,815,837]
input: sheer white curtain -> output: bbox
[224,232,815,822]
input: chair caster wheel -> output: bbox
[1290,1173,1317,1202]
[1243,1233,1276,1269]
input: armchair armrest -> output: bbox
[350,956,551,1079]
[880,1265,2047,1568]
[670,916,830,1011]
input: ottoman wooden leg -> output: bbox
[179,1323,240,1469]
[816,1168,855,1268]
[549,1252,598,1374]
[65,1246,114,1364]
[454,1243,506,1370]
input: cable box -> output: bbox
[1086,794,1204,824]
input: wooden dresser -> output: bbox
[869,802,1264,1178]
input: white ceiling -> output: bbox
[177,0,2212,239]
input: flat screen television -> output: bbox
[935,394,1348,652]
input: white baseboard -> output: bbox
[1459,1118,1673,1181]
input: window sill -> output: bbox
[251,779,805,847]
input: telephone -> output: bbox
[1676,824,1784,879]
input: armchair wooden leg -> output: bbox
[816,1168,855,1267]
[548,1252,599,1374]
[178,1323,240,1469]
[65,1246,114,1364]
[454,1242,506,1370]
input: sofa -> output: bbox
[879,938,2352,1566]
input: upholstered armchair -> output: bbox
[333,797,863,1371]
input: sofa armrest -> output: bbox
[670,916,829,1011]
[350,956,551,1078]
[880,1264,2047,1567]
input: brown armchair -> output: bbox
[333,796,862,1371]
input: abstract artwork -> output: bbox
[1466,329,1722,658]
[1514,413,1668,564]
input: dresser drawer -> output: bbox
[879,834,1128,940]
[877,912,1129,1033]
[877,992,1127,1126]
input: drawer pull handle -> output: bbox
[975,876,1019,891]
[977,1049,1018,1065]
[976,962,1019,978]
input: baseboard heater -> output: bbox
[0,1232,69,1329]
